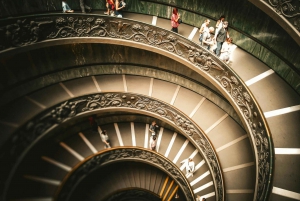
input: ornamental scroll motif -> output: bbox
[0,15,273,201]
[264,0,300,31]
[0,93,222,201]
[216,73,271,201]
[57,148,194,201]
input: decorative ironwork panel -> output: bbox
[0,93,222,201]
[0,14,273,201]
[56,148,193,201]
[264,0,300,32]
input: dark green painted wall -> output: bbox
[0,0,299,93]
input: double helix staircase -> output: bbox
[0,10,299,201]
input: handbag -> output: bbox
[178,19,182,24]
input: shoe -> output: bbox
[104,12,109,15]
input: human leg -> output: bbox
[171,27,178,33]
[62,2,73,13]
[80,0,91,13]
[85,4,92,12]
[215,41,223,56]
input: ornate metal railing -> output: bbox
[55,147,194,201]
[0,14,273,201]
[0,92,222,201]
[249,0,300,45]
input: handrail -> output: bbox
[0,14,273,201]
[55,147,194,201]
[0,92,223,201]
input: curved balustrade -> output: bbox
[0,14,274,201]
[0,92,223,201]
[56,147,195,201]
[249,0,300,46]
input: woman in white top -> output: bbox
[219,37,233,63]
[98,127,111,148]
[180,158,195,177]
[198,19,210,44]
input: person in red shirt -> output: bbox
[171,7,180,33]
[105,0,115,15]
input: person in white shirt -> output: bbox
[198,19,210,44]
[216,15,225,29]
[98,127,111,148]
[219,37,233,63]
[180,158,195,177]
[202,26,215,50]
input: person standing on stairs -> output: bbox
[149,135,157,151]
[171,7,180,33]
[98,127,111,148]
[180,158,195,177]
[149,121,159,136]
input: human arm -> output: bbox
[190,162,195,172]
[116,1,125,10]
[198,24,204,34]
[172,13,180,23]
[213,26,221,40]
[216,20,220,28]
[149,125,153,133]
[180,159,187,164]
[202,32,213,46]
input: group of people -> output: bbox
[90,117,206,199]
[199,15,233,63]
[62,0,126,17]
[148,121,196,178]
[171,9,233,63]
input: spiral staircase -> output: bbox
[0,1,300,201]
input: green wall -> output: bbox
[0,0,299,93]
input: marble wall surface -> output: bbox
[0,0,299,93]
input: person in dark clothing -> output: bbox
[213,21,229,56]
[149,121,159,136]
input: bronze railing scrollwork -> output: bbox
[0,92,224,201]
[0,14,273,201]
[55,147,194,201]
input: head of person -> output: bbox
[227,37,232,43]
[153,136,157,140]
[102,130,107,135]
[219,15,225,21]
[152,121,156,125]
[223,21,228,28]
[189,158,193,161]
[202,198,206,201]
[205,19,210,26]
[208,27,215,33]
[173,7,178,15]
